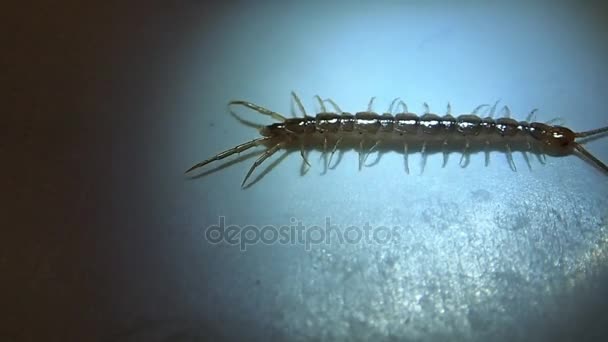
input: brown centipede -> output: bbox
[186,92,608,187]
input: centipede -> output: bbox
[186,92,608,187]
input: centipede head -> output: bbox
[530,123,576,155]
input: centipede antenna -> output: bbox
[446,102,452,115]
[472,104,489,115]
[241,143,282,188]
[328,137,342,168]
[525,108,538,122]
[423,102,430,114]
[505,144,517,172]
[403,143,410,174]
[575,125,608,138]
[388,98,401,114]
[299,145,311,167]
[185,137,270,174]
[291,91,307,117]
[229,100,287,122]
[368,97,376,112]
[420,141,428,175]
[573,143,608,174]
[324,98,342,114]
[314,95,327,112]
[397,100,408,113]
[488,99,501,117]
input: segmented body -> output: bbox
[269,112,564,153]
[186,92,608,187]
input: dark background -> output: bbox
[4,2,214,340]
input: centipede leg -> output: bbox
[499,105,511,119]
[521,141,533,171]
[472,104,489,115]
[505,144,517,172]
[388,98,401,114]
[423,102,430,114]
[241,143,282,187]
[446,102,452,115]
[397,100,408,113]
[331,151,345,170]
[484,141,491,167]
[545,117,564,125]
[365,150,383,167]
[535,153,546,165]
[534,145,547,165]
[442,140,449,168]
[420,141,428,175]
[328,137,343,169]
[299,144,311,167]
[363,140,381,166]
[488,100,500,117]
[403,143,410,174]
[291,91,307,117]
[368,97,376,112]
[322,136,329,173]
[314,95,327,112]
[300,158,309,175]
[185,137,270,173]
[521,151,533,171]
[359,139,365,170]
[526,108,538,122]
[460,139,470,168]
[323,98,342,114]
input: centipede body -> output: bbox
[186,92,608,188]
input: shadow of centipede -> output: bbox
[243,151,290,189]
